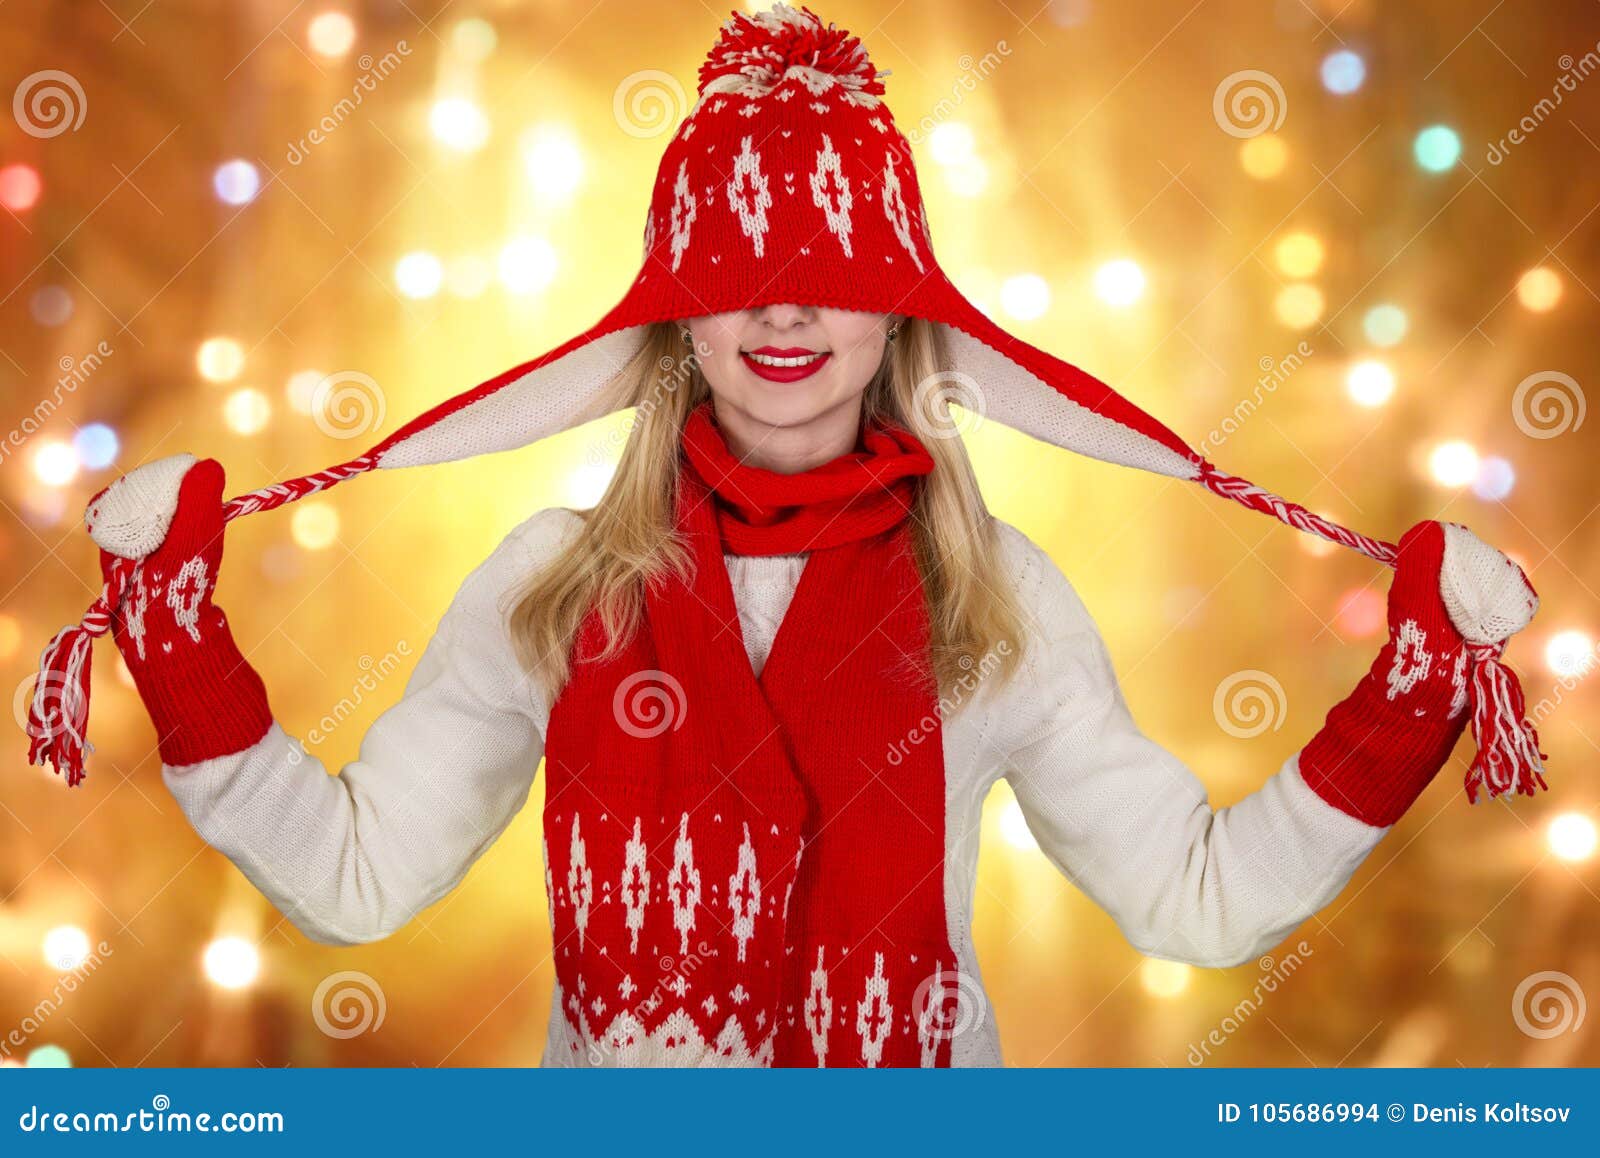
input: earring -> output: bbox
[679,328,693,344]
[886,323,900,342]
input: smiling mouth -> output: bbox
[741,346,831,382]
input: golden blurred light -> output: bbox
[202,937,260,990]
[115,653,135,688]
[285,369,325,415]
[32,440,79,487]
[25,1046,70,1068]
[1515,267,1563,312]
[928,122,976,166]
[1273,283,1324,329]
[307,11,356,58]
[0,613,21,659]
[1471,455,1516,501]
[0,163,43,212]
[223,388,272,435]
[196,336,246,382]
[998,798,1038,851]
[1547,813,1598,862]
[290,502,341,550]
[1239,133,1288,179]
[431,98,490,152]
[446,255,494,299]
[1544,629,1595,678]
[498,236,559,294]
[1000,273,1051,320]
[1335,587,1386,637]
[521,126,585,201]
[1092,259,1146,307]
[1139,958,1192,998]
[42,925,90,971]
[944,158,990,198]
[450,18,497,62]
[395,251,444,299]
[1273,231,1324,278]
[1427,440,1480,487]
[1362,303,1408,346]
[1345,359,1395,407]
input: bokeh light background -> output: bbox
[1,0,1597,1068]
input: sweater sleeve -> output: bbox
[161,508,580,946]
[996,525,1387,969]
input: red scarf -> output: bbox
[542,404,962,1067]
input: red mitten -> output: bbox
[1300,520,1540,826]
[87,456,272,766]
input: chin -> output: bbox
[726,380,851,430]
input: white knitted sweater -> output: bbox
[163,508,1385,1067]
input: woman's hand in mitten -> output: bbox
[1298,520,1538,827]
[86,455,272,766]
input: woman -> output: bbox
[40,5,1541,1068]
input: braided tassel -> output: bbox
[1463,643,1548,803]
[26,557,138,786]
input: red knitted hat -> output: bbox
[28,3,1544,799]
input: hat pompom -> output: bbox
[698,3,885,105]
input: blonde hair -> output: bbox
[509,318,1026,695]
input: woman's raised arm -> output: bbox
[999,519,1536,968]
[87,456,573,945]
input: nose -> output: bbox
[754,302,815,331]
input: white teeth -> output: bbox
[745,351,826,368]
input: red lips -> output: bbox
[741,345,832,383]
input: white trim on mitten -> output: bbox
[85,453,198,561]
[1438,521,1538,646]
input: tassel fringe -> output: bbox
[1463,644,1548,803]
[27,557,137,786]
